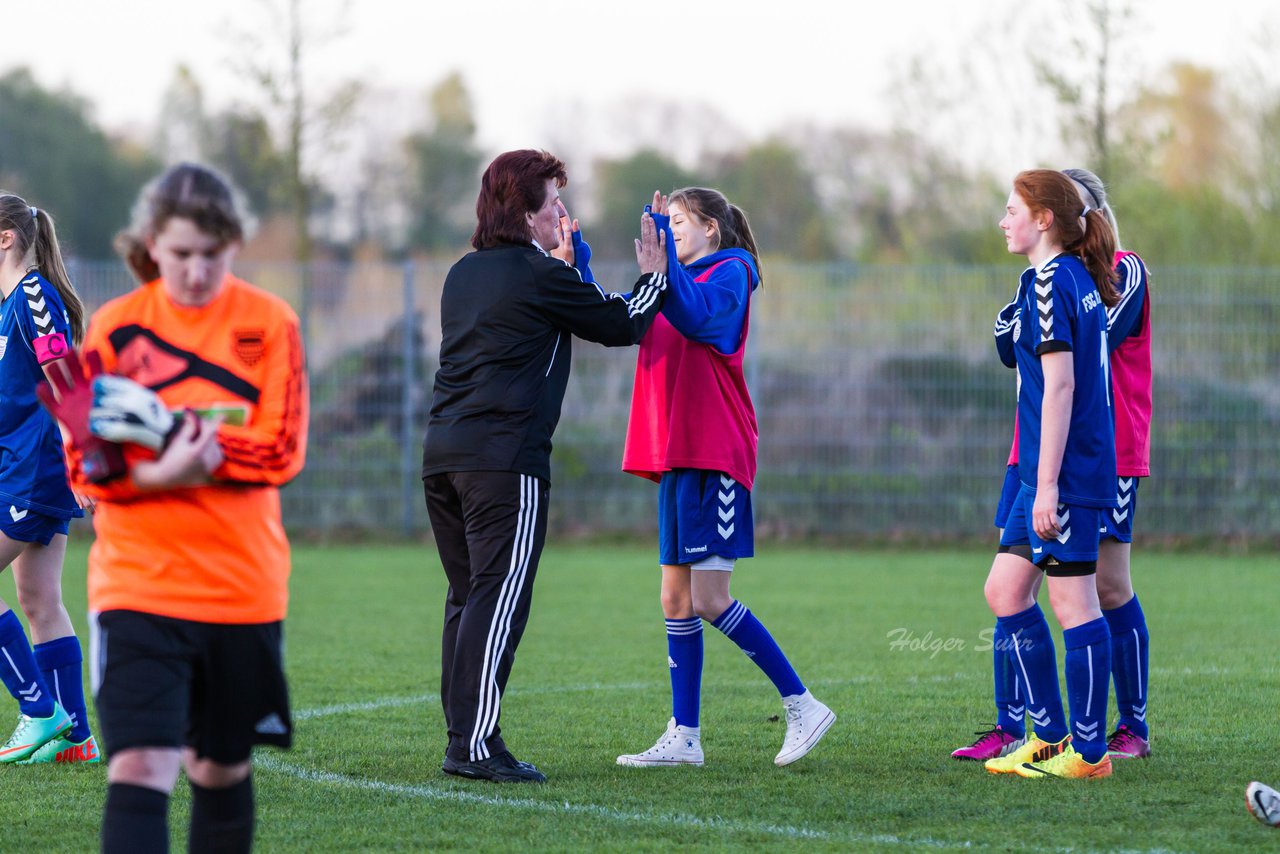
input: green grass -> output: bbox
[3,543,1280,852]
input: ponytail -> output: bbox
[30,212,87,345]
[0,195,85,346]
[1075,209,1119,307]
[725,203,764,285]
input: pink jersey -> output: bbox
[1109,251,1152,476]
[622,260,758,489]
[1005,251,1151,476]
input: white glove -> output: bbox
[89,375,178,452]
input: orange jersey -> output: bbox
[69,276,308,623]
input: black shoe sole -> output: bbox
[442,757,546,783]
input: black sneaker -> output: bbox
[442,750,546,783]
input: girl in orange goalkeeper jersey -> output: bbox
[52,163,307,854]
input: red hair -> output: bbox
[471,150,567,249]
[1013,169,1119,306]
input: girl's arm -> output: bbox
[1033,350,1074,539]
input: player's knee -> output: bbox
[691,594,731,622]
[185,756,252,789]
[659,588,693,619]
[108,748,183,792]
[14,586,63,631]
[983,577,1029,616]
[1095,579,1133,610]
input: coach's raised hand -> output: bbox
[635,211,667,275]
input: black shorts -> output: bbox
[91,610,292,764]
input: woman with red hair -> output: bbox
[422,149,669,783]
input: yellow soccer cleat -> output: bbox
[1015,744,1112,779]
[984,734,1070,775]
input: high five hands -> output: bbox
[635,190,668,275]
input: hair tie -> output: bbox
[1079,204,1092,232]
[29,206,38,221]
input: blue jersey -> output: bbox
[1001,254,1116,509]
[0,272,82,520]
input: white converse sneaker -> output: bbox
[616,718,704,767]
[775,690,835,766]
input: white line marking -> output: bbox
[270,674,1200,853]
[254,755,968,848]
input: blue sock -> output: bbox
[34,636,91,742]
[666,617,702,728]
[1103,595,1149,739]
[1063,618,1112,763]
[711,601,805,698]
[0,610,55,718]
[992,620,1026,737]
[996,603,1066,744]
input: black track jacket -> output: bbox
[422,243,667,483]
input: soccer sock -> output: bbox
[34,635,91,742]
[711,600,805,698]
[1103,595,1150,739]
[995,603,1066,744]
[1063,618,1112,764]
[0,609,55,718]
[102,783,170,854]
[991,620,1026,737]
[666,617,703,728]
[189,776,256,854]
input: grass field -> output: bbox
[3,542,1279,852]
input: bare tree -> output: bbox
[1031,0,1137,178]
[225,0,361,262]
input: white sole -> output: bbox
[616,757,704,767]
[775,709,836,767]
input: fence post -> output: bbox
[401,260,418,538]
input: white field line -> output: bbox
[291,673,965,721]
[266,677,1194,854]
[254,754,968,849]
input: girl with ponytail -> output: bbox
[954,169,1155,767]
[972,169,1121,780]
[0,193,97,765]
[616,187,835,769]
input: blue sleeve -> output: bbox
[1106,253,1147,352]
[647,211,750,355]
[994,276,1027,368]
[571,229,595,284]
[1033,263,1077,355]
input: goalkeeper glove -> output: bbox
[89,375,181,452]
[36,351,127,483]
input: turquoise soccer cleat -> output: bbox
[0,704,73,764]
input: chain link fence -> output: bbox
[67,259,1280,544]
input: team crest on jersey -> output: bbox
[234,329,266,366]
[0,335,7,360]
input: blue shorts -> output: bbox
[994,465,1020,529]
[0,505,70,546]
[999,484,1103,566]
[658,469,754,566]
[1099,476,1140,543]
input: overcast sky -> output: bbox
[8,0,1278,171]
